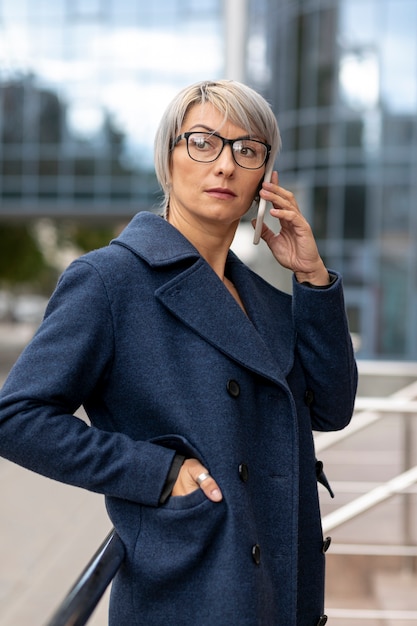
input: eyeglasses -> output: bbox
[172,131,271,170]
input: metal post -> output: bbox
[403,411,415,573]
[224,0,248,82]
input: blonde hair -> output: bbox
[154,79,281,212]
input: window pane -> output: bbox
[312,186,329,239]
[344,186,366,239]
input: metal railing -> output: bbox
[316,379,417,539]
[316,363,417,622]
[46,529,124,626]
[45,362,417,625]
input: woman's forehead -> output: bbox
[182,102,250,136]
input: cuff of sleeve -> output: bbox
[300,272,337,290]
[159,454,185,504]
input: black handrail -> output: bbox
[46,529,124,626]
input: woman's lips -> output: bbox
[205,187,237,199]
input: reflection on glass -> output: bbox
[340,0,417,113]
[339,48,379,110]
[0,1,223,210]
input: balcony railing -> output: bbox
[45,360,417,624]
[317,362,417,622]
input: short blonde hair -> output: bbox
[154,79,281,212]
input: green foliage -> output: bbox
[0,222,54,290]
[57,222,116,253]
[0,220,118,293]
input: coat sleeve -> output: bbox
[292,271,358,432]
[0,258,176,507]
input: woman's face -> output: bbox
[168,103,266,230]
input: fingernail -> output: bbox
[211,489,222,501]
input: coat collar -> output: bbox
[112,212,294,384]
[113,211,201,266]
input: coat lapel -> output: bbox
[156,257,294,385]
[229,256,295,370]
[114,213,295,385]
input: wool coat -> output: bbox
[0,212,357,626]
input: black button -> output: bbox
[316,616,328,626]
[227,379,240,397]
[251,544,261,565]
[304,389,315,407]
[238,463,249,482]
[322,537,332,553]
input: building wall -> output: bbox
[247,0,417,359]
[0,0,223,217]
[2,0,417,359]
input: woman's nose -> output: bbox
[214,144,236,175]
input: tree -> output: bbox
[0,222,55,291]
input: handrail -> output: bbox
[322,464,417,533]
[316,378,417,621]
[43,373,417,625]
[46,529,124,626]
[326,608,417,621]
[354,397,417,412]
[315,379,417,453]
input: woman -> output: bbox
[0,80,357,625]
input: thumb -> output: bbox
[195,469,223,502]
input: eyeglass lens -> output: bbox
[187,132,267,169]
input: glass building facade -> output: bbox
[247,0,417,360]
[1,0,417,360]
[0,0,223,216]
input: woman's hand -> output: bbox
[172,458,223,502]
[255,171,329,286]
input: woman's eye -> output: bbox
[194,139,210,150]
[235,142,256,158]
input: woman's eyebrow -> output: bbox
[188,124,216,132]
[187,124,257,141]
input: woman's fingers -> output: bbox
[172,458,223,502]
[255,172,327,280]
[261,178,300,215]
[195,469,223,502]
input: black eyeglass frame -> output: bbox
[172,131,271,170]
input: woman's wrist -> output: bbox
[299,273,337,289]
[295,265,330,287]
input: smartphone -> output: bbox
[253,164,274,245]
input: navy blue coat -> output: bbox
[0,212,357,625]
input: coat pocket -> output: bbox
[132,432,226,575]
[150,432,207,464]
[132,489,227,590]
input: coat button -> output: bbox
[316,616,328,626]
[227,379,240,397]
[251,544,261,565]
[304,389,315,407]
[238,463,249,482]
[322,536,332,553]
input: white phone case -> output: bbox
[253,165,274,245]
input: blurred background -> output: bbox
[0,1,416,624]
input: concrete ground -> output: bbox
[0,324,112,625]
